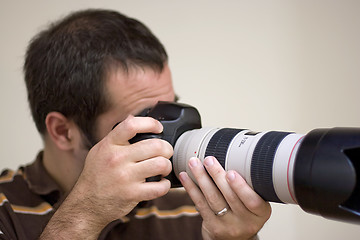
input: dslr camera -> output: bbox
[129,101,360,225]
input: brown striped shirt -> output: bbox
[0,152,202,239]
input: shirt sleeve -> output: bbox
[0,206,18,240]
[0,194,28,240]
[0,228,11,240]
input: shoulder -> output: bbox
[0,166,54,215]
[0,166,55,239]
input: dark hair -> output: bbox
[24,9,168,146]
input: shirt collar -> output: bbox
[24,151,63,201]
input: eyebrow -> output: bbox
[131,93,180,117]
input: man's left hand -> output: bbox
[179,156,271,240]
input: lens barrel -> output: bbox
[174,128,304,204]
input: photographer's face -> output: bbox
[93,64,175,142]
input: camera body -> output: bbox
[129,101,202,187]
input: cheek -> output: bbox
[93,110,126,141]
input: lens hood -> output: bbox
[294,128,360,224]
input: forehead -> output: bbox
[105,64,175,116]
[93,64,175,141]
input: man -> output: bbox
[0,9,271,239]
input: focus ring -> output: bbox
[251,131,291,203]
[205,128,243,168]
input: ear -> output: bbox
[45,112,78,151]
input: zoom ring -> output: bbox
[251,131,291,203]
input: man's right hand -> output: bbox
[40,115,173,239]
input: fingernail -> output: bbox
[204,156,214,167]
[179,172,187,182]
[158,121,164,133]
[189,157,198,168]
[226,171,236,182]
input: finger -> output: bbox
[138,178,171,201]
[131,138,174,161]
[109,115,163,144]
[187,157,228,214]
[100,138,173,168]
[226,170,271,217]
[178,171,215,220]
[203,156,247,214]
[134,156,172,180]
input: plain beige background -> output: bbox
[1,0,360,239]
